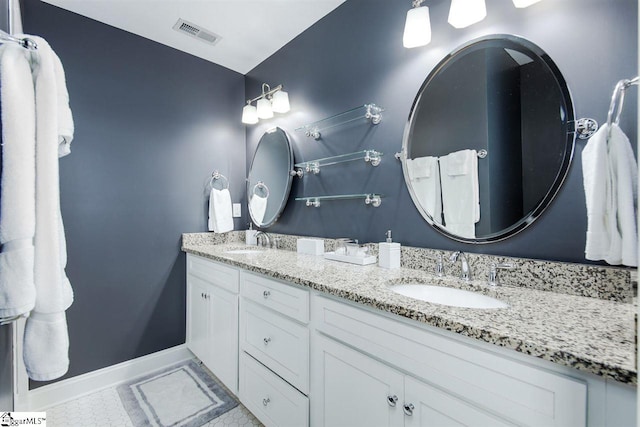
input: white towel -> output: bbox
[53,53,74,157]
[439,149,480,238]
[0,44,36,322]
[208,188,234,233]
[406,156,442,224]
[249,194,268,225]
[23,36,74,381]
[583,123,637,266]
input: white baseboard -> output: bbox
[15,344,193,411]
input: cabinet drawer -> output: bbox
[240,300,309,394]
[239,352,309,427]
[313,295,586,427]
[241,272,309,323]
[188,254,239,294]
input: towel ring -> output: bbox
[252,181,270,198]
[606,76,639,139]
[209,170,229,190]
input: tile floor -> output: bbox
[43,361,263,427]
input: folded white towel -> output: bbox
[23,312,70,381]
[406,156,442,224]
[582,123,637,266]
[582,124,611,260]
[0,43,36,321]
[439,149,480,238]
[249,194,268,225]
[23,36,74,381]
[52,53,74,157]
[208,188,234,233]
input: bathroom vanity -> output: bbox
[183,234,636,427]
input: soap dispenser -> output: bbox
[379,230,400,269]
[245,223,258,246]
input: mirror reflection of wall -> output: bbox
[403,35,574,243]
[247,127,294,228]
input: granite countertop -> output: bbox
[182,241,637,384]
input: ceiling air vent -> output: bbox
[172,19,221,46]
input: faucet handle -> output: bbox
[488,262,517,286]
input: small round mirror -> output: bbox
[247,127,294,228]
[402,34,575,243]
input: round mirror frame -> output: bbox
[401,34,575,244]
[247,127,294,229]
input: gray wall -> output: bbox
[21,0,246,386]
[246,0,638,263]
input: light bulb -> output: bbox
[271,90,290,113]
[513,0,541,7]
[242,104,258,124]
[256,97,273,119]
[403,5,431,48]
[448,0,486,28]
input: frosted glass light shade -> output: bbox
[512,0,541,7]
[242,104,258,124]
[448,0,486,28]
[256,97,273,119]
[403,6,431,48]
[271,90,290,113]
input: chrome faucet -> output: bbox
[255,231,271,248]
[449,251,472,281]
[488,262,517,286]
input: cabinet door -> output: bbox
[208,284,239,394]
[186,275,210,365]
[403,376,515,427]
[311,334,404,427]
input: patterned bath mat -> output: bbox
[117,360,238,427]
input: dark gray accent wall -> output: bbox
[245,0,637,263]
[21,0,246,387]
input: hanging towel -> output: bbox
[53,53,74,157]
[21,36,74,381]
[249,194,268,225]
[0,44,36,322]
[439,149,480,238]
[208,188,234,233]
[406,156,442,224]
[583,123,637,266]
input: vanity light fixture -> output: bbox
[448,0,486,28]
[512,0,541,7]
[242,83,290,124]
[403,0,431,48]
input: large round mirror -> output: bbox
[402,34,575,243]
[247,127,294,228]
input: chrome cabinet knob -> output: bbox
[263,337,272,345]
[263,290,271,299]
[263,397,270,406]
[403,403,415,416]
[387,395,398,407]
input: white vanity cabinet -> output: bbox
[186,254,239,394]
[311,294,588,427]
[239,271,310,427]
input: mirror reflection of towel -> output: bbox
[250,194,268,225]
[208,188,234,233]
[439,149,479,238]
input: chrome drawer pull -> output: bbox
[263,397,270,406]
[403,403,415,416]
[387,395,398,407]
[263,337,272,345]
[263,290,271,298]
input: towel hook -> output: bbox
[209,170,229,190]
[252,181,270,198]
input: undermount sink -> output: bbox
[224,249,264,255]
[389,284,508,309]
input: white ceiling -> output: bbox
[41,0,346,74]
